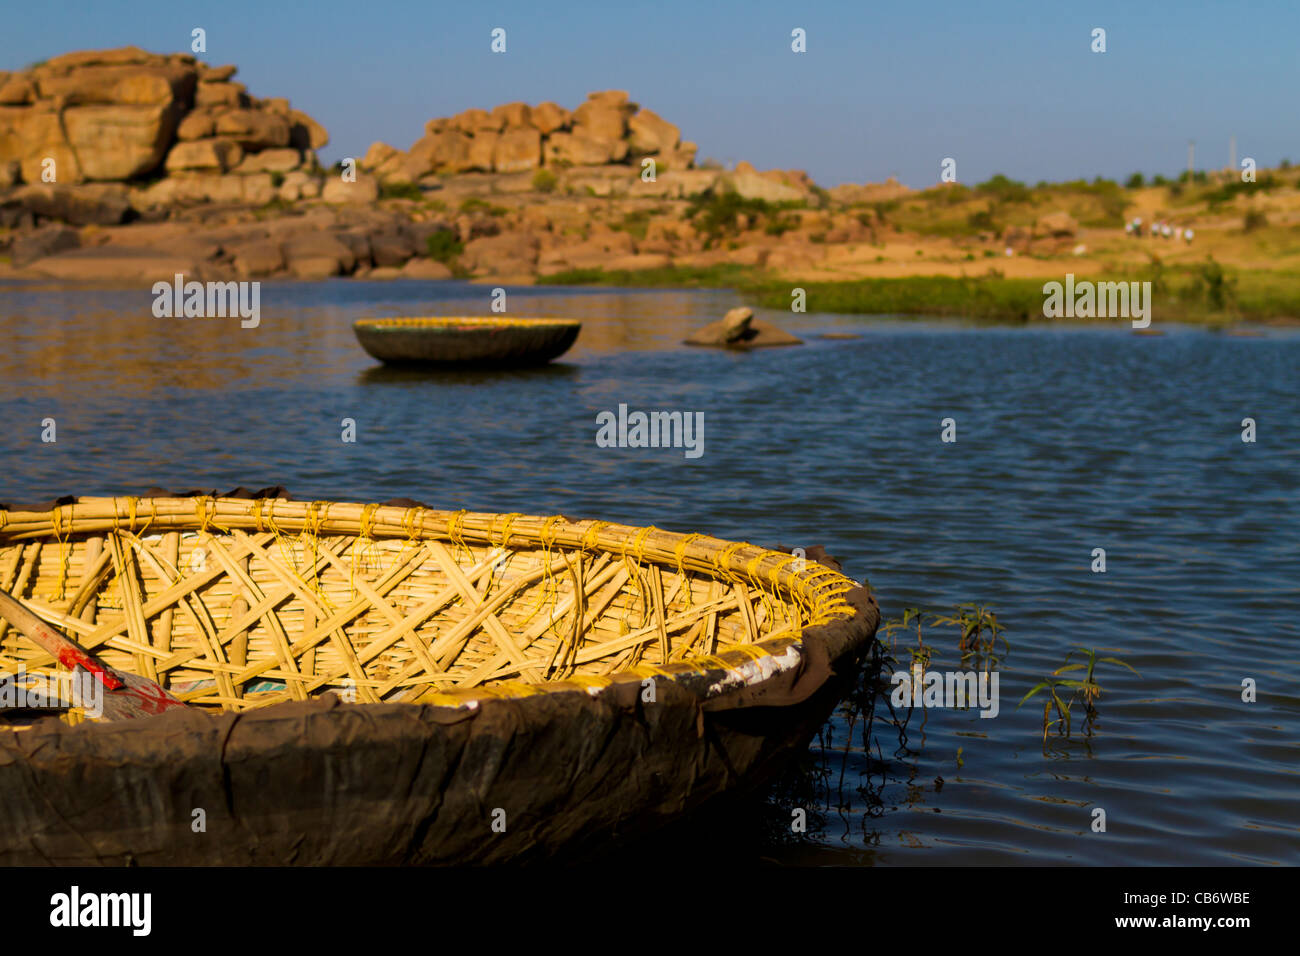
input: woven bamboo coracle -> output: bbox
[0,496,860,716]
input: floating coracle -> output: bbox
[353,316,581,366]
[0,495,878,865]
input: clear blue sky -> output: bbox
[3,0,1294,187]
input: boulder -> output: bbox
[176,110,217,140]
[467,130,499,172]
[165,138,243,173]
[725,169,809,203]
[368,230,418,268]
[361,142,398,170]
[195,81,248,109]
[0,75,35,105]
[492,126,541,173]
[462,232,539,275]
[408,130,473,174]
[8,183,131,226]
[530,101,570,135]
[233,148,302,173]
[24,246,204,282]
[61,103,180,180]
[229,239,285,277]
[321,176,379,203]
[450,108,501,134]
[400,257,454,279]
[214,109,290,149]
[200,64,238,82]
[36,64,195,107]
[544,132,622,166]
[10,223,81,266]
[0,159,19,188]
[284,233,356,277]
[492,102,532,128]
[288,109,328,150]
[627,109,679,154]
[684,308,802,348]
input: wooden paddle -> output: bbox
[0,586,188,721]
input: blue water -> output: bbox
[2,279,1297,865]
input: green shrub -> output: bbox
[379,181,423,201]
[1243,209,1268,232]
[531,168,558,193]
[1125,172,1145,189]
[459,197,507,216]
[425,230,464,264]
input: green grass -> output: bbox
[536,263,757,289]
[538,259,1300,325]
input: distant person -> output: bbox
[1184,228,1194,244]
[1162,224,1172,238]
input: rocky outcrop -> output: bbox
[0,46,327,208]
[361,90,697,183]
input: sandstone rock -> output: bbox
[195,81,248,109]
[462,232,539,275]
[233,148,301,173]
[288,109,328,150]
[369,230,418,267]
[451,108,501,133]
[684,309,801,349]
[43,47,159,70]
[492,102,532,128]
[0,75,36,105]
[492,127,542,173]
[409,130,473,174]
[215,109,290,149]
[321,176,379,203]
[10,223,80,266]
[544,132,622,166]
[467,130,499,172]
[572,102,629,146]
[176,110,216,140]
[200,64,238,82]
[240,173,277,205]
[362,141,398,169]
[37,65,195,107]
[9,183,131,226]
[530,102,570,135]
[165,138,243,173]
[582,91,634,111]
[400,257,453,279]
[11,101,179,182]
[627,109,679,154]
[726,169,808,203]
[25,246,204,283]
[260,97,291,116]
[284,233,355,277]
[230,239,285,277]
[0,159,19,187]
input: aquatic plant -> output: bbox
[1019,646,1138,740]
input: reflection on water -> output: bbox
[2,278,1298,865]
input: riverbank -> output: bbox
[5,46,1300,326]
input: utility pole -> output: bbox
[1229,135,1237,172]
[1188,140,1195,180]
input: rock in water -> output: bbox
[684,307,802,349]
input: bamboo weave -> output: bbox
[0,497,858,714]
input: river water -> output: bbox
[1,278,1297,865]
